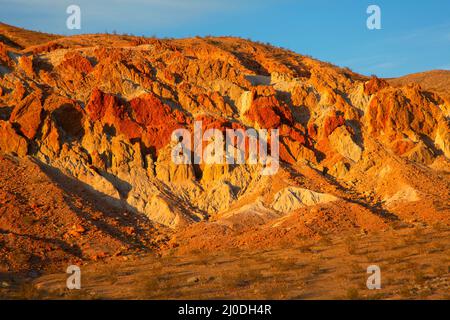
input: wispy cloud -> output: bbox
[387,22,450,44]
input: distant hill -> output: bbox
[388,70,450,103]
[0,22,61,50]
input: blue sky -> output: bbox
[1,0,449,77]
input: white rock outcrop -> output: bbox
[329,126,362,162]
[271,187,338,214]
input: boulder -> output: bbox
[10,93,43,139]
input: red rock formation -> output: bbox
[245,89,293,129]
[0,42,13,68]
[10,92,43,139]
[85,89,187,153]
[364,76,389,95]
[323,112,345,137]
[86,88,121,122]
[18,55,34,77]
[366,86,441,142]
[130,93,187,151]
[59,51,93,75]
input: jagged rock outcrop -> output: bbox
[9,92,42,139]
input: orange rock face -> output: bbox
[85,88,120,122]
[0,42,13,68]
[131,93,187,151]
[10,92,43,139]
[364,76,389,95]
[59,51,93,75]
[323,112,346,138]
[85,89,187,153]
[18,55,34,77]
[366,85,441,144]
[244,87,293,129]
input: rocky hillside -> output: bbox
[0,23,449,272]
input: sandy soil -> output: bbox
[1,224,448,300]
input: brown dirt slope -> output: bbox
[0,154,168,274]
[0,22,61,50]
[388,70,450,103]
